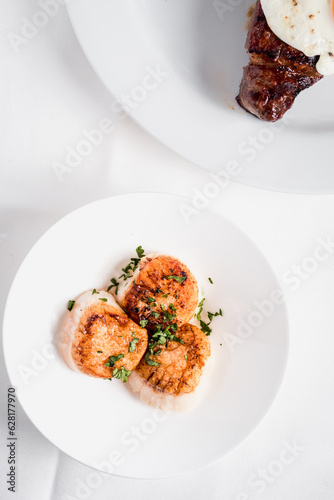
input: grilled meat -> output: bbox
[236,1,323,122]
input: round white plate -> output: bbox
[66,0,334,194]
[3,193,289,478]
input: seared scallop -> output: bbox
[128,323,211,411]
[118,253,199,331]
[60,290,148,379]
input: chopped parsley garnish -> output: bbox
[207,309,223,322]
[208,277,213,284]
[136,246,145,259]
[99,297,108,302]
[145,353,161,367]
[161,304,176,322]
[67,300,75,311]
[155,336,166,345]
[199,320,213,336]
[195,298,205,321]
[151,324,184,346]
[165,275,186,283]
[97,351,103,354]
[129,337,139,353]
[147,297,157,304]
[140,319,148,328]
[107,278,119,295]
[105,353,124,368]
[118,246,146,281]
[170,335,184,344]
[195,298,223,336]
[92,289,99,295]
[184,355,188,361]
[144,300,184,362]
[151,311,160,319]
[119,263,133,280]
[112,366,131,383]
[162,293,169,298]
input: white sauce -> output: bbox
[261,0,334,75]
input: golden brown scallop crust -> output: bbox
[134,323,211,396]
[70,301,148,378]
[121,255,198,331]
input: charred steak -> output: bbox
[236,1,323,122]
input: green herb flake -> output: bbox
[165,275,186,283]
[169,335,184,345]
[184,355,188,361]
[145,353,161,367]
[92,289,99,295]
[196,298,223,336]
[195,298,206,321]
[162,293,169,298]
[160,304,176,322]
[107,278,120,295]
[140,319,148,328]
[136,246,145,259]
[120,246,146,281]
[207,309,223,322]
[119,263,133,281]
[129,337,139,353]
[99,297,108,302]
[151,311,160,319]
[67,300,75,311]
[147,297,156,304]
[208,278,213,284]
[112,366,131,383]
[200,320,212,336]
[147,321,185,355]
[97,350,103,354]
[105,353,124,368]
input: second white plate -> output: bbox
[66,0,334,193]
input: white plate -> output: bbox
[66,0,334,194]
[3,193,289,478]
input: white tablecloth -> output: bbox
[1,2,334,499]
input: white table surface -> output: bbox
[1,1,334,499]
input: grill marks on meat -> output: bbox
[236,1,323,122]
